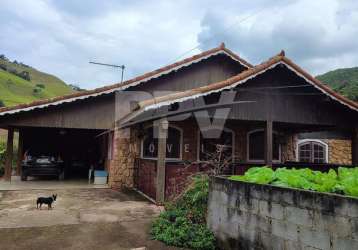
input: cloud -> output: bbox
[197,0,358,75]
[0,0,357,89]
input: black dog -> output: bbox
[36,194,57,210]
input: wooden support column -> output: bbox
[4,127,14,181]
[352,126,358,165]
[16,130,24,176]
[156,118,168,204]
[265,119,273,167]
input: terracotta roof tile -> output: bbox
[138,52,358,112]
[0,43,250,115]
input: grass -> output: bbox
[0,58,74,106]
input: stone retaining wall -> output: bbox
[207,176,358,250]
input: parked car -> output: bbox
[21,155,64,181]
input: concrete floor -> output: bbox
[0,179,108,191]
[0,188,180,250]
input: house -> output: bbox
[0,43,357,204]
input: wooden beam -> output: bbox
[352,126,358,165]
[4,127,14,181]
[265,120,273,166]
[156,118,168,204]
[16,130,24,176]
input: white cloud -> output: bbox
[0,0,357,89]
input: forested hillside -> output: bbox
[316,67,358,102]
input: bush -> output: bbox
[151,175,216,250]
[36,84,45,89]
[229,166,358,197]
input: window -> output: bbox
[198,128,234,161]
[298,140,328,163]
[247,130,281,162]
[141,126,182,159]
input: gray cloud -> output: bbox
[198,0,358,74]
[0,0,357,89]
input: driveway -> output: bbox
[0,188,179,250]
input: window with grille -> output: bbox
[141,126,182,159]
[199,128,234,161]
[247,130,281,162]
[298,141,327,163]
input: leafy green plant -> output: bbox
[151,175,216,250]
[229,166,358,197]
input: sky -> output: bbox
[0,0,358,89]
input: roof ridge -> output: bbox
[0,43,251,115]
[138,52,358,112]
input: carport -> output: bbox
[0,93,116,182]
[21,127,108,180]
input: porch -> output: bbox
[117,57,358,204]
[131,118,357,203]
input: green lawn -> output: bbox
[0,59,74,107]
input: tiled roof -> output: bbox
[0,43,251,116]
[138,50,358,112]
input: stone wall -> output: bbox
[207,176,358,250]
[281,134,297,162]
[295,138,352,165]
[108,127,141,189]
[326,139,352,165]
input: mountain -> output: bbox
[0,55,76,107]
[316,67,358,102]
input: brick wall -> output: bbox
[208,176,358,250]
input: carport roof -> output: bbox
[0,43,251,117]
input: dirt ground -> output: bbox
[0,188,181,250]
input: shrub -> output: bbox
[229,166,358,197]
[151,175,216,250]
[36,84,45,89]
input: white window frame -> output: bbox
[296,139,329,163]
[140,124,183,161]
[246,129,281,163]
[196,127,235,161]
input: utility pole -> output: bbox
[89,61,125,83]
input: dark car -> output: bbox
[21,155,64,181]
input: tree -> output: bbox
[19,71,31,81]
[0,64,7,71]
[0,100,5,107]
[0,54,8,61]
